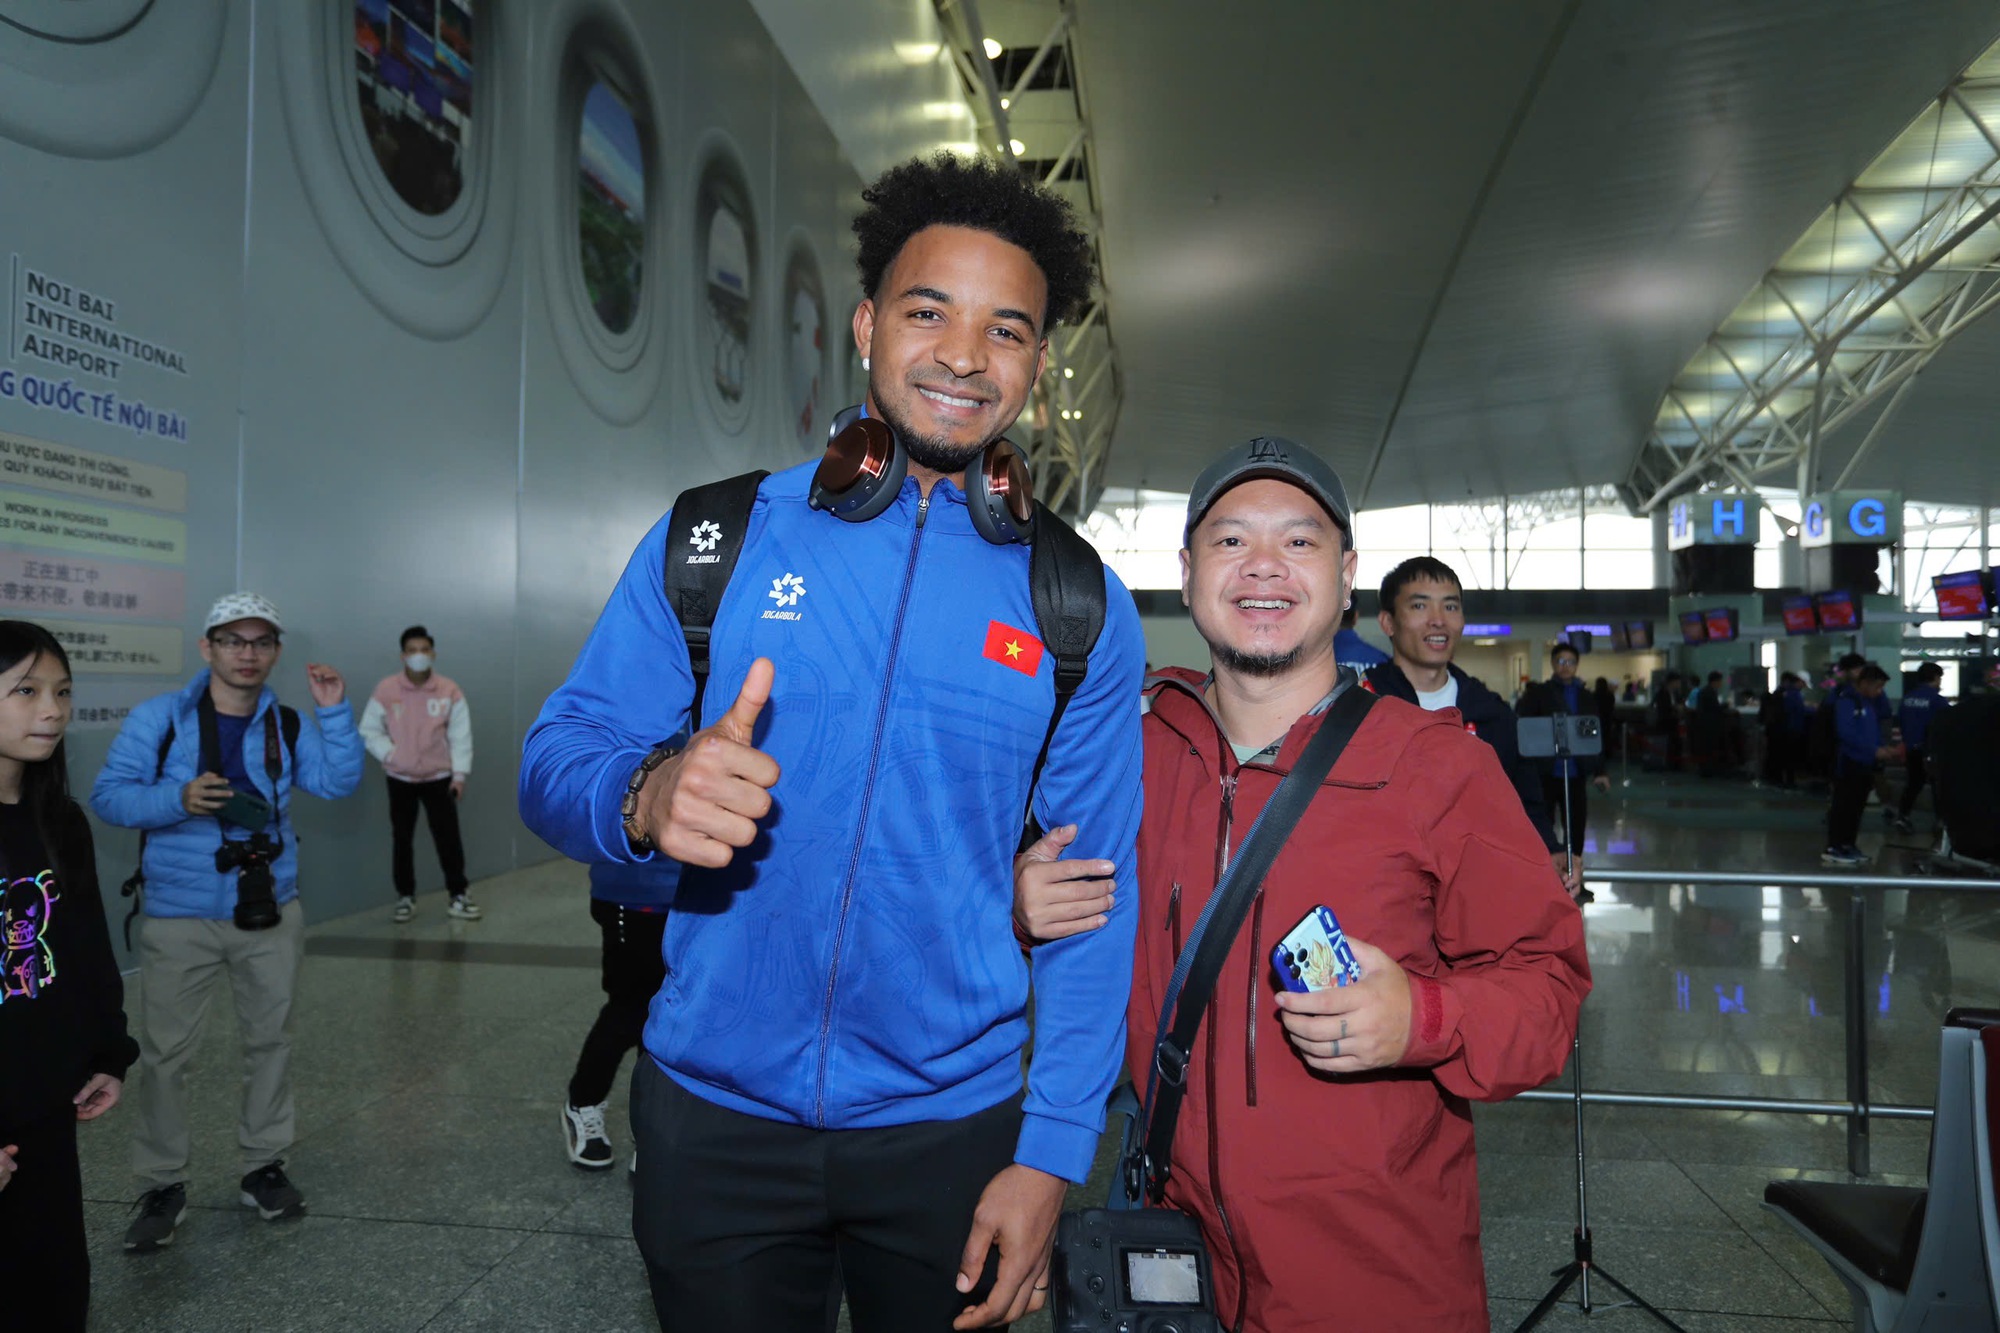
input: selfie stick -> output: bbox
[1515,715,1685,1333]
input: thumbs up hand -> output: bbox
[637,658,782,868]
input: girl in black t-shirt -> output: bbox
[0,620,138,1330]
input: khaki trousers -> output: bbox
[131,900,304,1189]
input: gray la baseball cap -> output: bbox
[1183,436,1354,546]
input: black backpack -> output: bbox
[662,469,1107,849]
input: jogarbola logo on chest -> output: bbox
[762,572,806,621]
[1,871,59,1002]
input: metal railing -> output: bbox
[1516,867,2000,1175]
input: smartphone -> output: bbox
[1271,905,1362,993]
[217,789,273,832]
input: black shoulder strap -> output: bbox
[123,720,181,949]
[195,689,222,778]
[663,471,769,726]
[1127,682,1377,1204]
[260,708,294,787]
[1018,501,1107,850]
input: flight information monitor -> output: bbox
[1813,589,1861,632]
[1933,569,1992,621]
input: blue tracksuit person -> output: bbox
[1894,664,1950,829]
[520,155,1144,1331]
[1824,664,1892,864]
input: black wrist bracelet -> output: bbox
[620,743,681,851]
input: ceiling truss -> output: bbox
[1625,49,2000,513]
[931,0,1123,521]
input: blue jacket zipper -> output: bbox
[813,491,930,1125]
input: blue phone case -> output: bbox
[1271,905,1362,992]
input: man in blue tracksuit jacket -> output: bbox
[1894,661,1950,831]
[1824,662,1892,865]
[520,153,1143,1331]
[90,592,362,1252]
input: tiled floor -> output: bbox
[75,770,1993,1330]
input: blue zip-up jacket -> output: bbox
[520,461,1145,1184]
[1834,689,1884,773]
[90,671,364,918]
[589,734,685,911]
[1899,684,1949,749]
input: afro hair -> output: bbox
[853,152,1095,330]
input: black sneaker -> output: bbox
[124,1182,187,1252]
[240,1161,307,1220]
[562,1100,614,1170]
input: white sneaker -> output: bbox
[562,1101,614,1170]
[392,898,414,923]
[447,896,482,920]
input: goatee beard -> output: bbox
[1213,644,1303,677]
[875,395,991,474]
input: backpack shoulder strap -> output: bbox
[1019,502,1108,848]
[663,471,769,726]
[126,719,180,947]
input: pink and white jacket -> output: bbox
[360,672,472,783]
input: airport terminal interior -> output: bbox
[3,0,2000,1329]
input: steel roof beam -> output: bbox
[932,0,1122,521]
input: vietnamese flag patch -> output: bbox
[983,620,1045,676]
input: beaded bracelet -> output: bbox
[620,743,682,851]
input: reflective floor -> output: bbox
[74,769,1995,1330]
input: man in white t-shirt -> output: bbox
[1363,557,1578,899]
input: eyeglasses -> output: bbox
[211,634,279,655]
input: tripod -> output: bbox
[1514,729,1685,1332]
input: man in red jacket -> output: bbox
[1017,438,1590,1331]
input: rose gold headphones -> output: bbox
[809,405,1035,545]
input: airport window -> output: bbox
[696,154,758,428]
[1581,512,1655,590]
[784,245,827,452]
[577,78,647,336]
[354,0,474,217]
[1351,504,1432,602]
[1088,486,1670,595]
[1903,503,1987,613]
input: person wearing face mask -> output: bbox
[359,626,477,921]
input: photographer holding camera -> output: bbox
[1016,440,1588,1331]
[91,593,362,1253]
[1518,642,1612,859]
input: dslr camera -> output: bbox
[216,831,282,931]
[1051,1208,1222,1333]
